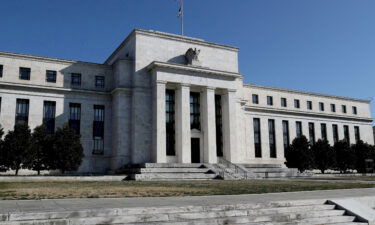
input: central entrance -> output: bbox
[191,138,200,163]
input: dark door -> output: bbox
[191,138,200,163]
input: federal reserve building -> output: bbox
[0,29,373,175]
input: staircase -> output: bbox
[1,199,366,225]
[242,163,310,179]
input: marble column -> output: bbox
[175,84,191,163]
[152,81,167,163]
[202,87,217,163]
[222,89,237,162]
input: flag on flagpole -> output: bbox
[178,6,182,17]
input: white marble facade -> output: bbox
[0,29,373,173]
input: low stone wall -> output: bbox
[0,175,125,181]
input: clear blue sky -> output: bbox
[0,0,374,121]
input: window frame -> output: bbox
[281,98,287,107]
[307,101,313,110]
[15,99,29,125]
[267,96,273,106]
[19,67,31,80]
[252,94,259,104]
[319,102,325,111]
[294,99,300,109]
[71,73,82,86]
[93,105,105,155]
[95,76,105,88]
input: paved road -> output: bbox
[1,188,375,214]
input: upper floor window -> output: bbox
[69,103,81,134]
[15,99,29,125]
[0,65,3,77]
[46,70,57,83]
[342,105,347,114]
[281,98,287,107]
[71,73,81,86]
[307,101,313,110]
[19,67,30,80]
[252,94,259,104]
[352,106,357,115]
[294,99,300,109]
[95,76,105,88]
[43,101,56,134]
[267,96,273,106]
[190,92,200,130]
[319,102,325,111]
[331,104,336,112]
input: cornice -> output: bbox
[147,61,242,79]
[244,83,371,103]
[244,105,373,123]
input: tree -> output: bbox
[2,123,31,175]
[51,124,84,174]
[333,140,353,173]
[23,125,52,175]
[311,139,335,174]
[285,135,313,172]
[0,124,6,172]
[351,140,374,173]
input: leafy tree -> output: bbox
[2,123,31,175]
[23,125,52,175]
[351,140,374,173]
[311,139,335,174]
[0,124,6,172]
[333,140,354,173]
[285,135,313,172]
[51,124,84,174]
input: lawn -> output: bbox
[0,180,374,200]
[311,176,375,181]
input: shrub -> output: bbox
[311,139,335,174]
[0,124,6,172]
[285,135,313,172]
[333,140,354,173]
[351,140,375,173]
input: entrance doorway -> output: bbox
[191,138,200,163]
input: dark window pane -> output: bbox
[252,94,259,104]
[215,95,223,157]
[333,124,339,143]
[342,105,347,113]
[268,119,276,158]
[267,96,273,106]
[254,118,262,158]
[166,90,175,156]
[95,76,105,88]
[309,122,315,144]
[19,67,30,80]
[190,92,200,130]
[282,121,290,155]
[307,101,312,110]
[331,104,336,112]
[321,123,327,141]
[69,103,81,134]
[352,106,357,115]
[43,101,56,134]
[319,102,325,111]
[46,70,56,83]
[344,125,350,143]
[294,99,300,108]
[0,65,3,77]
[281,98,287,107]
[296,121,302,137]
[15,99,29,125]
[354,126,360,142]
[71,73,81,86]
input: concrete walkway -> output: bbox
[1,188,375,214]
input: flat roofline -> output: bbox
[104,29,239,65]
[244,83,371,103]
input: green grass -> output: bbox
[0,180,374,200]
[311,176,375,181]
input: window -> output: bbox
[319,102,325,111]
[268,119,276,158]
[15,99,29,125]
[352,106,357,115]
[294,99,300,109]
[190,92,200,130]
[253,118,262,158]
[43,101,56,134]
[69,103,81,134]
[71,73,81,86]
[282,121,290,153]
[95,76,105,88]
[354,126,360,143]
[166,90,175,156]
[215,95,223,157]
[93,105,105,154]
[307,101,313,110]
[321,123,327,141]
[281,98,287,107]
[46,70,56,83]
[267,96,273,106]
[344,125,350,143]
[0,65,3,77]
[252,94,259,104]
[332,124,339,143]
[342,105,347,114]
[331,104,336,112]
[296,121,302,137]
[0,97,1,114]
[309,122,315,144]
[19,67,30,80]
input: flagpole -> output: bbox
[181,0,184,35]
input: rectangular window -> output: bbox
[281,98,287,107]
[69,103,81,134]
[95,76,105,88]
[342,105,347,114]
[19,67,30,80]
[93,105,105,154]
[268,119,276,158]
[190,92,200,130]
[307,101,313,110]
[319,102,325,111]
[0,65,3,77]
[296,121,302,137]
[333,124,339,143]
[344,125,350,143]
[46,70,56,83]
[71,73,81,86]
[166,90,175,156]
[215,95,223,157]
[309,122,315,144]
[252,94,259,104]
[15,99,29,125]
[321,123,327,141]
[331,104,336,112]
[267,96,273,106]
[282,121,290,153]
[352,106,357,115]
[43,101,56,134]
[294,99,300,109]
[253,118,262,158]
[354,126,360,143]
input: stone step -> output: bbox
[142,163,207,168]
[242,164,283,168]
[248,168,293,173]
[122,168,213,174]
[130,173,218,180]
